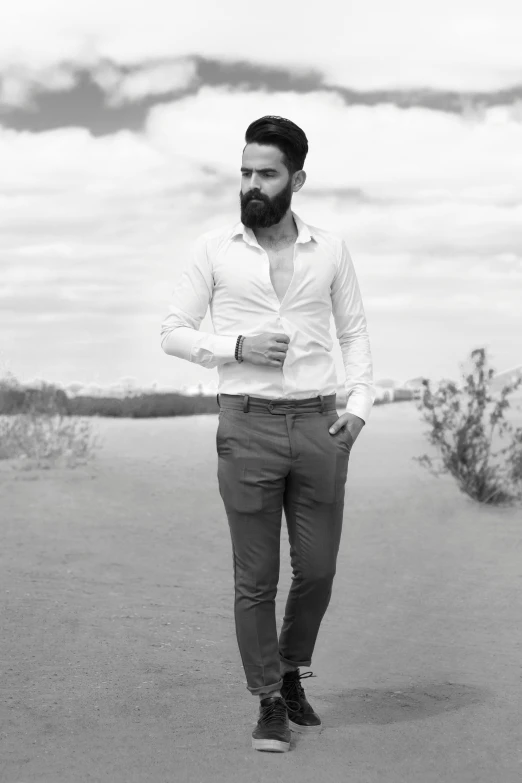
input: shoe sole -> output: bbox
[289,717,323,734]
[252,738,290,752]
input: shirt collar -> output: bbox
[231,211,314,247]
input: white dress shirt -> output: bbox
[160,212,376,423]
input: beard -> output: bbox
[240,178,293,229]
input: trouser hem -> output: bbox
[279,654,312,668]
[249,678,283,696]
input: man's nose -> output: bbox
[248,173,262,191]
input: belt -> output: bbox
[216,393,337,414]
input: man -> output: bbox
[161,116,375,753]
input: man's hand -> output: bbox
[329,412,365,444]
[241,333,290,367]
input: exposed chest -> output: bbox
[212,241,339,309]
[265,245,295,304]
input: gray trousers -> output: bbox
[216,392,352,696]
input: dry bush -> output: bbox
[0,373,101,469]
[414,348,522,506]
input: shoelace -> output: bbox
[282,670,316,712]
[259,698,289,728]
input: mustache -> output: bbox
[243,191,268,204]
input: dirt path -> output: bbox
[1,403,521,782]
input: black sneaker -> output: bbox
[280,670,322,733]
[251,696,291,752]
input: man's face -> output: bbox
[240,143,294,229]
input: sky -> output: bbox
[1,0,521,392]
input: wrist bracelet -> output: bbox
[235,334,244,363]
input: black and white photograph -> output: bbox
[1,1,522,780]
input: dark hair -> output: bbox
[244,116,308,175]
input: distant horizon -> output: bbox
[5,363,521,395]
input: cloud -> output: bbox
[0,64,78,109]
[2,86,522,271]
[4,61,522,143]
[92,59,197,106]
[145,87,522,202]
[0,0,522,92]
[0,123,201,197]
[3,54,522,138]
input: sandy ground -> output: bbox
[1,402,522,783]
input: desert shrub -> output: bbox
[414,348,522,506]
[393,388,415,401]
[0,376,69,415]
[0,374,100,468]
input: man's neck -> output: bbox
[253,211,297,247]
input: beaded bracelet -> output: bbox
[235,334,245,363]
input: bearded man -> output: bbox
[161,115,376,753]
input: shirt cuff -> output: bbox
[344,400,372,424]
[212,334,240,362]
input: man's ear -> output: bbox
[292,170,307,193]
